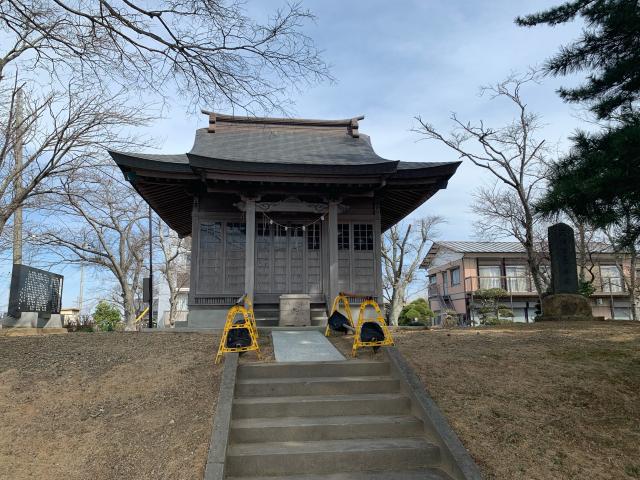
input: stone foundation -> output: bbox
[540,294,594,321]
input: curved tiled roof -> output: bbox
[109,112,461,236]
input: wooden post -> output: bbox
[328,200,339,305]
[374,200,383,305]
[244,198,256,302]
[188,197,200,306]
[148,205,153,329]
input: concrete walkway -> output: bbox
[272,330,345,362]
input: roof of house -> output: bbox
[109,112,460,236]
[421,240,617,268]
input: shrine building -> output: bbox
[109,112,459,328]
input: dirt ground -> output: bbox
[0,332,221,480]
[391,322,640,480]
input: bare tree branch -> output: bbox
[382,216,444,325]
[414,70,550,296]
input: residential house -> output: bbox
[421,241,637,324]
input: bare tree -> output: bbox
[382,216,444,325]
[30,167,149,330]
[0,0,329,111]
[0,79,149,249]
[1,0,328,253]
[415,71,549,296]
[563,211,603,288]
[157,220,191,326]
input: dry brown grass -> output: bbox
[394,322,640,480]
[0,332,221,480]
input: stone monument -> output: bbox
[2,264,64,328]
[279,294,311,327]
[541,223,596,321]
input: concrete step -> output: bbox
[235,376,400,397]
[255,318,326,327]
[230,414,423,443]
[226,437,440,477]
[311,317,327,326]
[232,393,410,419]
[254,318,279,327]
[226,468,454,480]
[237,360,389,380]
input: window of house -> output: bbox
[338,224,350,250]
[451,267,460,286]
[600,265,623,293]
[478,265,501,289]
[429,274,437,285]
[353,224,373,251]
[505,265,529,292]
[307,223,320,250]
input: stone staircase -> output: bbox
[224,360,455,479]
[253,304,328,329]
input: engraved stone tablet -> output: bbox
[548,223,579,295]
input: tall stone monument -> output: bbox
[541,223,595,321]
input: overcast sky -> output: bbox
[152,0,585,237]
[2,0,589,312]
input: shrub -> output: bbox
[398,298,434,325]
[578,278,596,297]
[473,288,514,325]
[441,309,459,328]
[93,301,121,332]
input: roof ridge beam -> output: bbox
[200,110,364,129]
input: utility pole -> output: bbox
[12,87,24,266]
[148,205,153,328]
[78,259,85,314]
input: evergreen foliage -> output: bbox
[93,301,122,332]
[473,288,514,325]
[518,0,640,249]
[516,0,640,119]
[398,298,434,325]
[536,117,640,248]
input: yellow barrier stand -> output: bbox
[215,304,261,364]
[241,294,259,339]
[324,292,355,337]
[352,298,394,357]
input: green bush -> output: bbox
[398,298,434,325]
[578,278,596,297]
[473,288,514,325]
[441,309,459,328]
[93,301,121,332]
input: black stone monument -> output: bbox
[548,223,579,294]
[541,223,595,321]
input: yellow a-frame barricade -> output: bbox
[215,301,261,364]
[241,294,259,339]
[324,292,355,337]
[352,298,394,357]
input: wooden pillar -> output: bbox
[188,197,200,306]
[328,200,339,305]
[374,200,383,305]
[244,198,256,301]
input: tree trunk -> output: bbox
[122,287,137,331]
[389,285,405,326]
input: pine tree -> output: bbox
[517,0,640,119]
[537,117,640,248]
